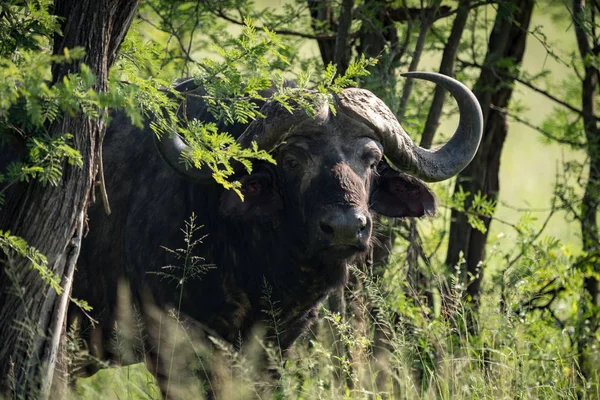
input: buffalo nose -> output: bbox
[318,209,370,246]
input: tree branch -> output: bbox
[40,210,85,400]
[211,1,495,43]
[421,0,471,148]
[517,277,562,311]
[490,104,586,148]
[387,5,452,22]
[504,202,557,274]
[397,3,439,119]
[144,0,198,67]
[385,1,496,22]
[457,57,600,121]
[212,7,357,41]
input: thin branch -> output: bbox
[521,287,564,312]
[426,227,447,261]
[548,307,566,327]
[498,200,555,213]
[504,203,558,272]
[396,0,414,63]
[438,204,523,232]
[457,57,600,121]
[386,1,496,22]
[397,3,439,119]
[516,284,567,319]
[212,8,357,41]
[40,210,85,400]
[185,1,203,74]
[97,144,111,215]
[556,189,584,224]
[144,1,198,66]
[490,104,586,148]
[571,250,600,270]
[387,4,452,22]
[210,1,495,43]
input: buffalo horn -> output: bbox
[154,93,318,180]
[334,72,483,182]
[153,128,214,180]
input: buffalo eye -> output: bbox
[363,149,382,170]
[284,157,298,170]
[219,169,283,218]
[244,179,262,195]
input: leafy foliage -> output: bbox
[0,230,60,293]
[0,48,126,204]
[0,0,59,56]
[444,186,497,233]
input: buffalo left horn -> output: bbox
[154,88,318,181]
[334,72,483,182]
[153,126,214,180]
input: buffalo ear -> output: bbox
[219,170,282,218]
[371,168,436,218]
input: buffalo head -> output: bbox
[155,72,483,276]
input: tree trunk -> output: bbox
[420,0,470,148]
[333,0,354,74]
[396,4,438,120]
[0,0,139,396]
[307,0,337,68]
[356,0,402,101]
[444,0,534,331]
[572,0,600,387]
[308,0,355,74]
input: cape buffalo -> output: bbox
[2,72,483,396]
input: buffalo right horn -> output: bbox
[335,72,483,182]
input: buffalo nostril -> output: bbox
[319,221,334,235]
[357,214,368,233]
[319,211,370,244]
[358,214,367,228]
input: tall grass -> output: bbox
[70,259,596,399]
[56,208,596,399]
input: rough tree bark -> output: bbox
[445,0,534,330]
[572,0,600,386]
[0,0,139,396]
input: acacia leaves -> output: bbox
[445,185,497,233]
[0,230,61,294]
[179,121,274,197]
